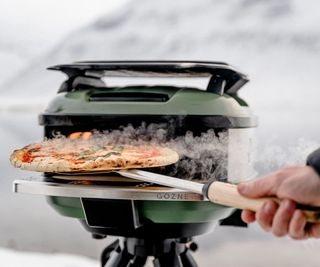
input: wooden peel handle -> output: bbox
[207,181,320,223]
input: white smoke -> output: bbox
[253,137,320,177]
[28,123,320,182]
[39,123,229,181]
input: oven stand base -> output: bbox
[101,238,198,267]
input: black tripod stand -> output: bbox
[101,238,198,267]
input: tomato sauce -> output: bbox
[22,151,34,163]
[74,161,85,165]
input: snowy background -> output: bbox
[1,0,320,266]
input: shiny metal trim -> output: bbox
[119,170,205,194]
[13,178,204,201]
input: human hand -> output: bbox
[237,166,320,239]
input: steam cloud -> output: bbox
[253,137,320,177]
[49,123,229,181]
[46,124,320,182]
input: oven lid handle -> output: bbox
[48,61,249,95]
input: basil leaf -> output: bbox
[112,146,124,153]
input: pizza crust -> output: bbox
[10,144,179,173]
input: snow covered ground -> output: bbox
[0,248,97,267]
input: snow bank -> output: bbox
[196,239,320,267]
[0,248,97,267]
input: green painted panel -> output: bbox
[47,196,85,219]
[47,196,234,224]
[45,86,252,117]
[139,201,234,223]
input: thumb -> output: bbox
[238,174,280,198]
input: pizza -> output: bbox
[10,139,179,173]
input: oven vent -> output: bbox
[88,92,169,102]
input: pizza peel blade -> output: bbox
[117,169,320,224]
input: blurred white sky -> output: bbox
[0,0,129,86]
[0,0,129,55]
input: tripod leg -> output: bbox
[108,247,133,267]
[128,256,148,267]
[180,250,198,267]
[101,239,121,267]
[153,252,183,267]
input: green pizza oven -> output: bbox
[38,61,257,238]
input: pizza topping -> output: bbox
[22,151,34,163]
[79,146,104,156]
[77,151,121,161]
[29,146,41,153]
[10,137,179,173]
[102,152,122,158]
[112,146,124,153]
[74,161,85,165]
